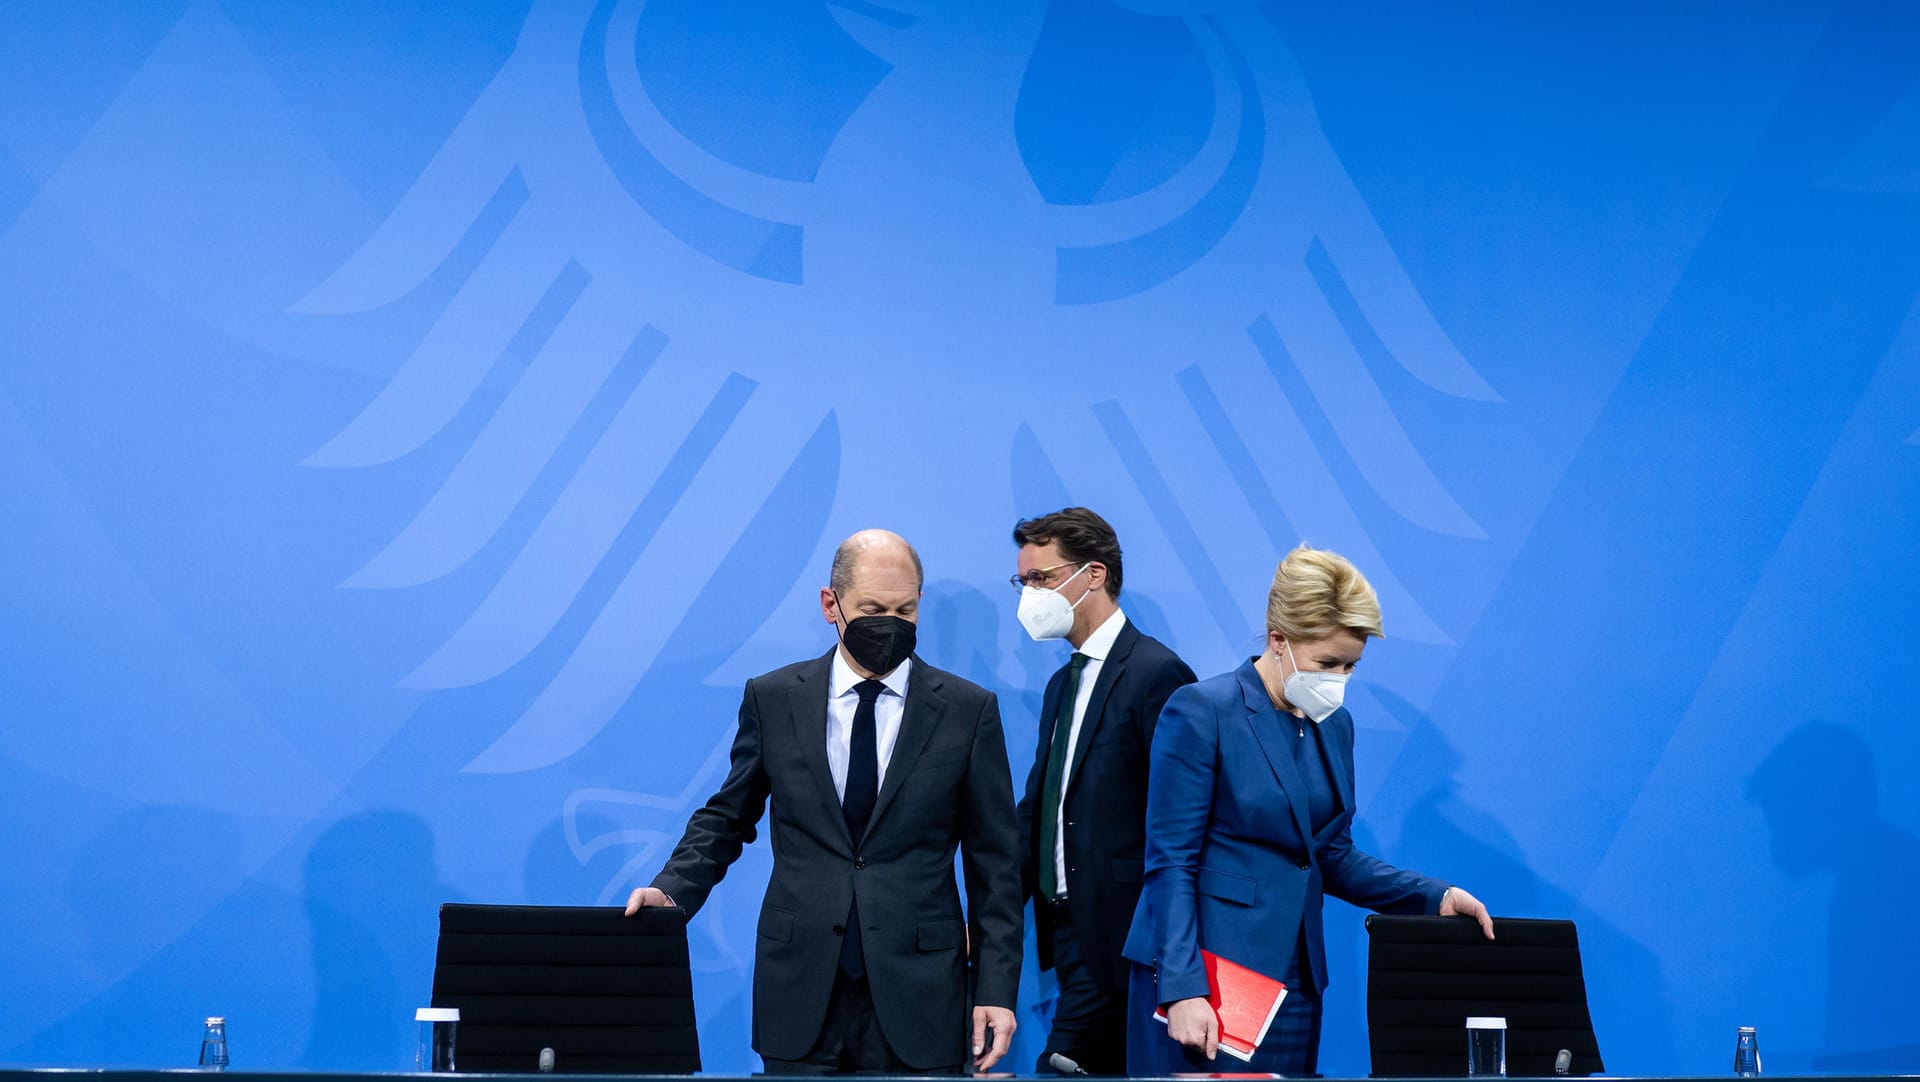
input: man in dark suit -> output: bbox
[626,529,1023,1073]
[1011,508,1196,1074]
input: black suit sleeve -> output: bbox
[961,691,1024,1009]
[649,677,772,917]
[1015,753,1041,904]
[1013,671,1062,904]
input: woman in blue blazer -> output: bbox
[1121,545,1494,1074]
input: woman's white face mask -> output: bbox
[1282,639,1349,723]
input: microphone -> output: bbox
[538,1047,556,1073]
[1049,1052,1090,1075]
[1554,1049,1573,1076]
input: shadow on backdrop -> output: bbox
[299,809,460,1070]
[1320,688,1676,1076]
[1749,722,1920,1072]
[15,807,307,1068]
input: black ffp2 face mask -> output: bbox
[835,595,916,675]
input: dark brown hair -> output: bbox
[1011,507,1123,599]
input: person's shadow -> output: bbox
[298,809,461,1070]
[31,806,307,1067]
[1319,686,1677,1077]
[1748,722,1920,1072]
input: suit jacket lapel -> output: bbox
[1063,621,1139,797]
[1320,711,1356,834]
[868,657,946,835]
[1237,662,1314,850]
[1328,717,1359,821]
[1035,666,1066,755]
[788,649,851,851]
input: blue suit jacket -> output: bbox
[1120,660,1446,1004]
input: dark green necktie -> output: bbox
[1038,652,1091,902]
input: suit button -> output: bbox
[832,925,846,936]
[853,857,867,869]
[1297,861,1310,870]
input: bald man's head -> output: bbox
[821,531,924,674]
[829,529,924,595]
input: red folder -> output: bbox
[1153,950,1288,1062]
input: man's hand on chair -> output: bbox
[624,887,675,915]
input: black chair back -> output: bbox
[1365,914,1603,1077]
[431,903,700,1074]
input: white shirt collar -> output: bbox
[1074,608,1128,662]
[829,646,912,699]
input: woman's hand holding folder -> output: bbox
[1163,997,1220,1061]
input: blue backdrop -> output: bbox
[3,0,1918,1074]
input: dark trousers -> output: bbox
[1124,960,1324,1076]
[761,971,961,1075]
[1038,903,1128,1075]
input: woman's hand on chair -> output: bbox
[1441,886,1496,939]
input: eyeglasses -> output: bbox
[1009,561,1083,591]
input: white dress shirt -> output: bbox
[1052,608,1127,898]
[827,649,912,800]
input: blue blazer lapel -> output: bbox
[1235,662,1314,851]
[789,649,851,851]
[867,657,946,834]
[1064,621,1140,797]
[1327,710,1355,814]
[1312,708,1357,846]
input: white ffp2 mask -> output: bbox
[1283,639,1349,723]
[1017,564,1090,641]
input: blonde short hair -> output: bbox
[1265,544,1384,642]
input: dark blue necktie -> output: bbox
[843,679,883,841]
[839,679,884,978]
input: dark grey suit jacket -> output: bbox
[652,650,1023,1068]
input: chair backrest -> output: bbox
[431,903,700,1074]
[1365,914,1604,1077]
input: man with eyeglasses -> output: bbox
[1010,508,1196,1074]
